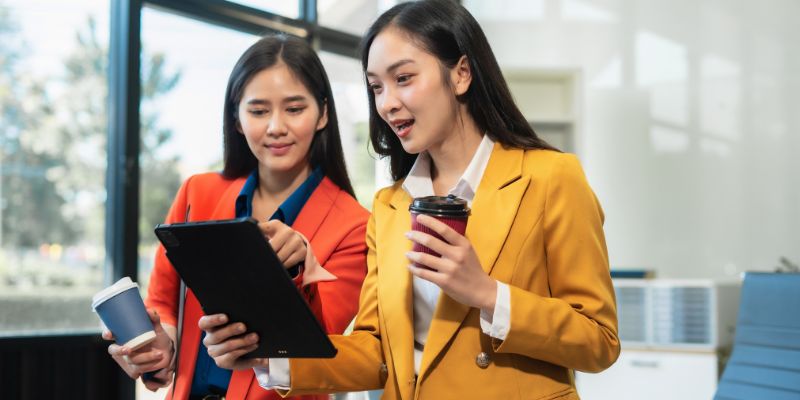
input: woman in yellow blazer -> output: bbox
[202,1,620,399]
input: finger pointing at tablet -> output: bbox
[259,220,307,267]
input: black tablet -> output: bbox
[154,217,337,358]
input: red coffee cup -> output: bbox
[409,195,470,269]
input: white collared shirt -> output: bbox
[256,134,511,388]
[402,134,510,374]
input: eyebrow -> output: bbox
[245,95,308,105]
[366,59,415,77]
[282,95,308,103]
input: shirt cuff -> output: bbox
[254,359,291,390]
[479,281,511,340]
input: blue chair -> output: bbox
[714,272,800,400]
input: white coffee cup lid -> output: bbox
[91,277,139,309]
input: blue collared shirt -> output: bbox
[190,167,324,396]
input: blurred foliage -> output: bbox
[0,4,72,247]
[1,6,181,272]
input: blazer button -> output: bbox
[476,352,491,369]
[379,363,388,375]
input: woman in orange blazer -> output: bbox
[102,35,369,400]
[205,2,620,399]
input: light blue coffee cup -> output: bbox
[92,277,156,350]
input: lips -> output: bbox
[266,143,292,155]
[390,118,415,138]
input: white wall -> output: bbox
[465,0,800,278]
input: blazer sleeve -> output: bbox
[494,154,620,373]
[278,198,386,396]
[144,176,194,328]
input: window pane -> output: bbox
[229,0,299,18]
[137,8,257,293]
[319,0,405,36]
[319,51,377,209]
[0,0,109,335]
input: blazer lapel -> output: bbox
[418,145,530,380]
[467,145,530,276]
[226,370,253,399]
[207,178,245,220]
[377,188,416,399]
[292,178,337,259]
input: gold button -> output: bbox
[379,363,388,375]
[476,352,491,368]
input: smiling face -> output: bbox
[366,27,466,155]
[237,62,327,177]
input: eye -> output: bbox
[396,74,412,84]
[248,108,268,116]
[287,106,306,114]
[368,82,383,93]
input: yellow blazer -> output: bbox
[280,146,620,400]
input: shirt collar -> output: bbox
[277,167,324,226]
[402,134,494,205]
[234,167,324,226]
[234,171,260,218]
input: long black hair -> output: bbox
[361,0,558,181]
[222,34,356,198]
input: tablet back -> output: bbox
[155,217,336,358]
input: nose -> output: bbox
[267,112,287,136]
[376,87,401,117]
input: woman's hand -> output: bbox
[259,220,307,268]
[198,314,269,370]
[405,214,498,313]
[103,309,174,390]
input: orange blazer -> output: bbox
[145,172,369,400]
[279,146,620,400]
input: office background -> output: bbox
[1,0,798,399]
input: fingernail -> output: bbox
[405,232,413,239]
[405,251,417,261]
[238,324,245,333]
[219,315,227,323]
